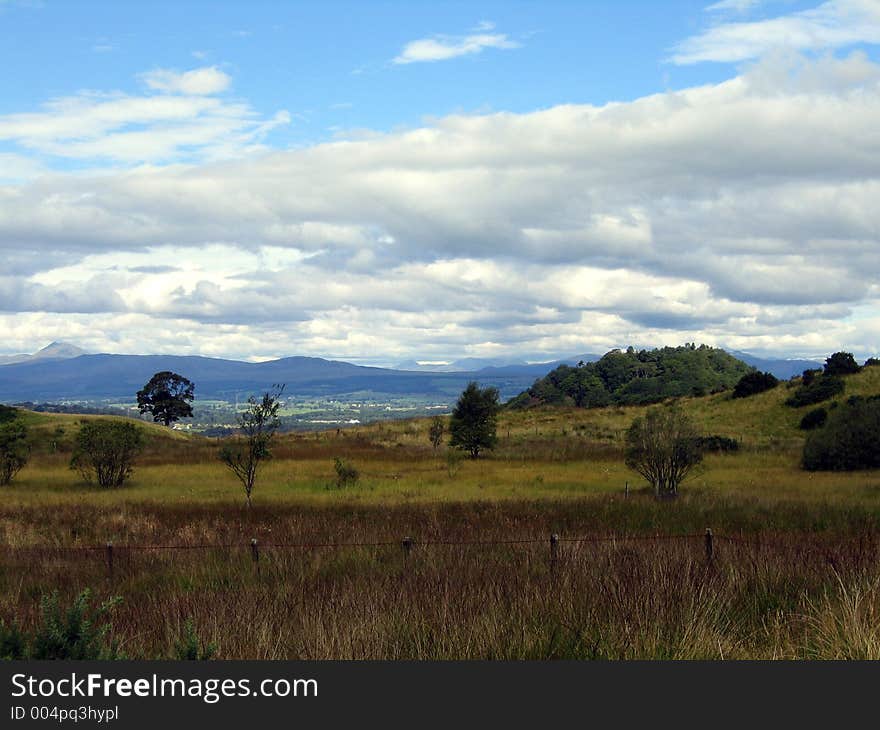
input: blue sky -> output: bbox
[1,0,880,364]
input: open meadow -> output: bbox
[3,367,880,659]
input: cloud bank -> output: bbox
[1,54,879,362]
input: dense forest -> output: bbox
[507,344,753,408]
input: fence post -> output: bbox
[624,481,629,499]
[106,542,113,580]
[550,533,559,572]
[705,528,714,562]
[251,538,259,573]
[402,536,413,566]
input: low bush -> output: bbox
[0,589,123,660]
[824,351,861,376]
[786,375,845,408]
[732,371,779,399]
[803,396,880,471]
[799,408,828,431]
[694,435,740,452]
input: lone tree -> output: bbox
[625,406,703,498]
[70,420,143,488]
[449,382,500,459]
[136,371,195,427]
[428,416,445,452]
[219,385,284,508]
[0,420,29,485]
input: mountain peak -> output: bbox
[34,342,88,359]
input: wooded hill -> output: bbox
[507,344,753,408]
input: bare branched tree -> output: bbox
[219,385,284,508]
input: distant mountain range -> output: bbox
[0,342,824,404]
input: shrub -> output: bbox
[70,420,143,487]
[172,619,217,660]
[28,590,122,660]
[0,420,29,485]
[785,375,845,408]
[824,351,861,376]
[799,408,828,431]
[732,371,779,399]
[694,435,740,452]
[802,369,821,386]
[333,457,359,488]
[864,357,880,367]
[803,396,880,471]
[428,416,445,451]
[625,406,703,497]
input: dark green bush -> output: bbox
[732,371,779,399]
[785,375,844,408]
[70,420,143,487]
[0,420,29,485]
[802,396,880,471]
[865,357,880,367]
[694,435,740,452]
[799,407,828,430]
[824,351,861,376]
[172,619,217,660]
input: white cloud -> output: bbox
[674,0,880,64]
[706,0,763,13]
[394,26,519,64]
[0,68,289,165]
[140,66,231,95]
[1,53,879,361]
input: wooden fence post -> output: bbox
[705,528,714,562]
[251,538,259,573]
[625,481,629,499]
[106,542,113,580]
[402,537,413,565]
[550,533,559,571]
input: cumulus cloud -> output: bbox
[674,0,880,64]
[394,23,519,64]
[0,53,879,361]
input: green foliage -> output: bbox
[219,385,284,507]
[803,396,880,471]
[26,589,123,660]
[333,457,359,488]
[428,416,445,451]
[136,371,195,427]
[172,618,217,660]
[0,404,18,424]
[0,618,26,659]
[786,375,845,408]
[799,408,828,431]
[864,358,880,368]
[824,352,861,377]
[70,420,143,487]
[449,382,500,458]
[509,345,752,409]
[0,419,29,485]
[625,406,703,497]
[732,371,778,399]
[694,435,739,453]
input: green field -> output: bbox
[3,367,880,659]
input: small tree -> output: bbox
[824,352,861,377]
[136,371,195,427]
[0,420,29,485]
[449,382,500,459]
[70,420,143,488]
[219,386,284,508]
[428,416,445,451]
[625,406,703,498]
